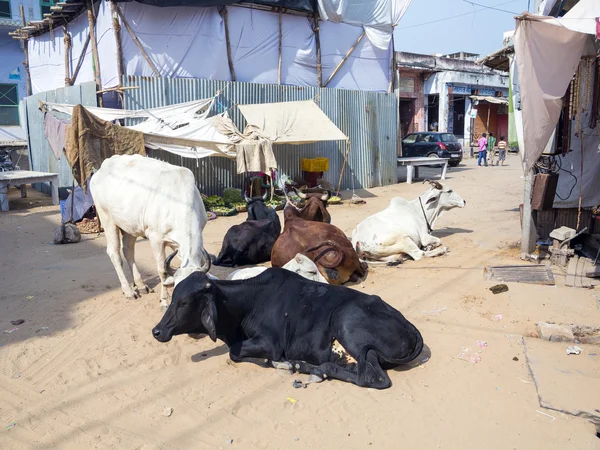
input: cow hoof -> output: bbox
[386,260,402,267]
[306,374,324,385]
[272,361,293,371]
[124,290,139,300]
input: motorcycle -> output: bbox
[0,148,20,172]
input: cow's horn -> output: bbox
[165,249,178,276]
[200,247,212,274]
[320,190,330,201]
[424,179,442,190]
[244,191,252,203]
[296,188,307,199]
[262,190,268,201]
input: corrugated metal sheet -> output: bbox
[536,208,594,239]
[24,82,97,192]
[123,76,398,195]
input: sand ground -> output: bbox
[1,155,599,449]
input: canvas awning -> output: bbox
[470,95,509,105]
[514,0,600,171]
[237,100,348,145]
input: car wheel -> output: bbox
[426,153,440,159]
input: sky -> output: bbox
[394,0,531,57]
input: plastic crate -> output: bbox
[301,157,329,173]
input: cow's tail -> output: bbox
[356,332,424,376]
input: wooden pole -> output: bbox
[19,5,32,96]
[278,10,283,85]
[313,13,322,87]
[109,0,125,106]
[324,31,365,88]
[86,0,103,106]
[220,7,236,82]
[115,4,160,77]
[63,26,72,86]
[388,32,396,94]
[71,32,91,85]
[336,140,351,195]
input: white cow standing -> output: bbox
[352,180,466,264]
[91,154,210,310]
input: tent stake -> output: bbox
[86,0,103,106]
[116,4,160,77]
[324,31,365,88]
[220,7,236,82]
[336,140,351,195]
[110,0,126,106]
[19,5,32,96]
[313,13,322,87]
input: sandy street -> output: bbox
[1,154,599,449]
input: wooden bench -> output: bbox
[397,157,449,184]
[0,170,60,212]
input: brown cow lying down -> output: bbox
[271,203,367,284]
[289,188,331,223]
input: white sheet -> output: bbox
[317,0,412,49]
[320,21,391,91]
[238,100,347,144]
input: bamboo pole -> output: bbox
[388,32,395,93]
[324,31,365,88]
[313,13,322,87]
[63,25,72,86]
[86,0,103,106]
[220,7,236,82]
[336,140,351,196]
[116,4,160,77]
[109,0,125,105]
[278,10,283,85]
[19,5,32,96]
[71,32,91,85]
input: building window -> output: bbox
[40,0,57,16]
[0,84,19,126]
[0,0,11,18]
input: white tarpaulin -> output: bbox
[238,100,348,144]
[27,0,396,93]
[514,0,600,172]
[317,0,412,49]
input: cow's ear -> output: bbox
[426,193,440,204]
[201,299,218,342]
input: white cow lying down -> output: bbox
[352,180,466,263]
[225,254,327,283]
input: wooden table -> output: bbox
[397,157,449,184]
[0,170,59,212]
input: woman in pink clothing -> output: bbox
[477,133,488,167]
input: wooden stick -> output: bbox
[63,25,72,86]
[336,140,351,195]
[116,4,160,77]
[324,31,365,88]
[96,85,139,94]
[71,32,90,85]
[86,0,103,106]
[278,10,283,85]
[388,32,395,93]
[19,5,32,96]
[220,7,236,82]
[313,13,322,87]
[109,0,125,105]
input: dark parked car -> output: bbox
[401,132,463,167]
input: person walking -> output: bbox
[477,133,488,166]
[497,136,507,166]
[487,132,497,166]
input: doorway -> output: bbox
[399,99,415,138]
[452,96,466,138]
[427,95,439,131]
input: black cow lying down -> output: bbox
[152,268,423,389]
[212,193,281,267]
